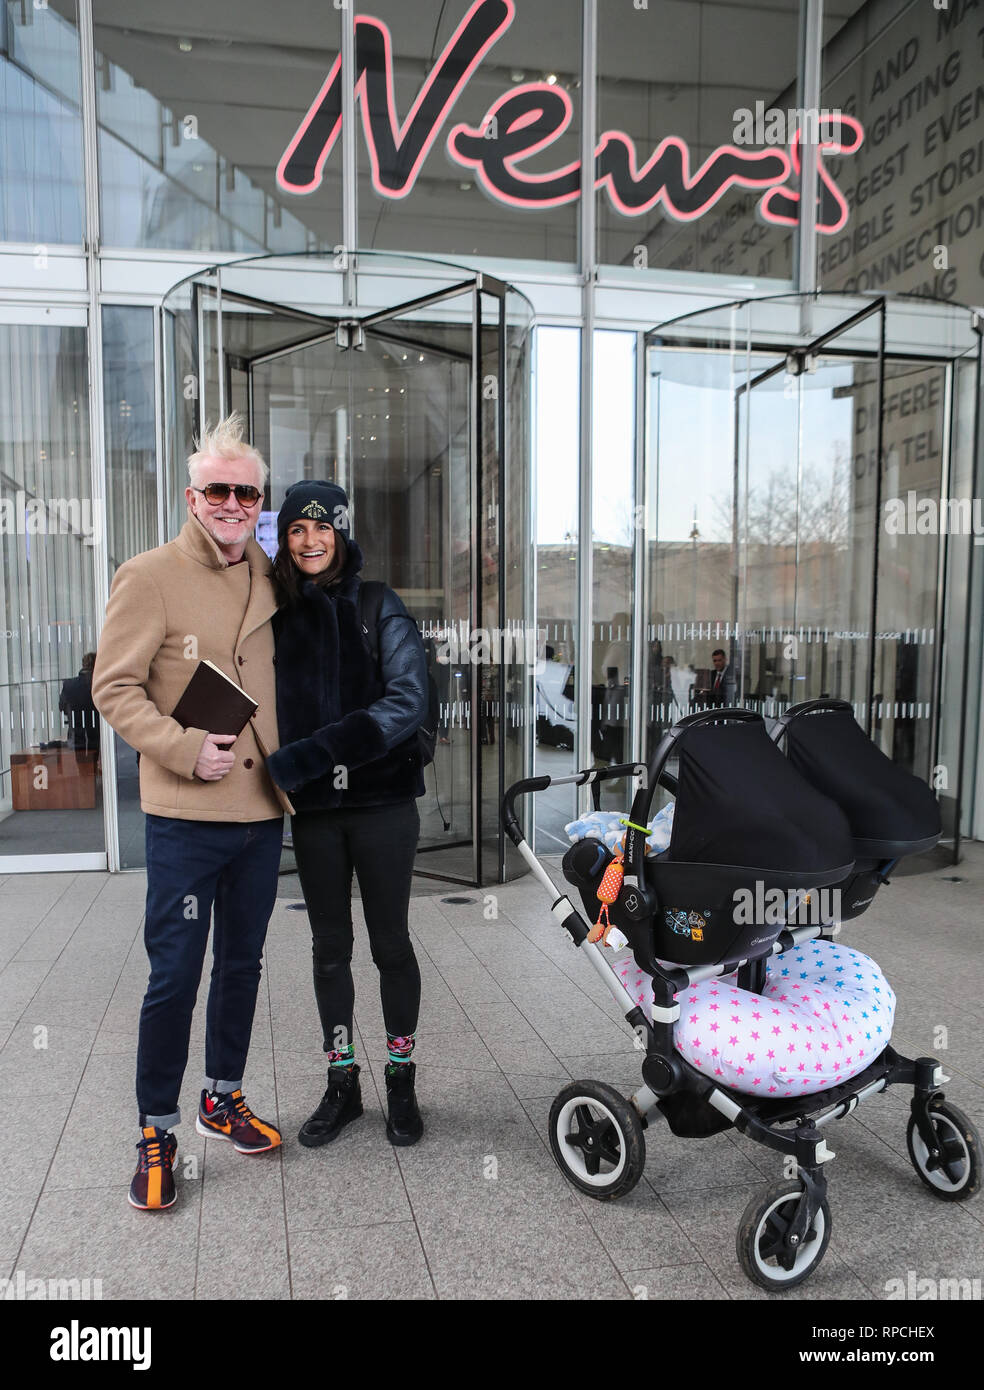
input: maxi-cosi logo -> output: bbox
[277,0,863,233]
[50,1320,150,1371]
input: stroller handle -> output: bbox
[501,762,647,847]
[769,697,854,745]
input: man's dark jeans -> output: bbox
[137,814,283,1128]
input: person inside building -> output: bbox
[59,650,100,753]
[706,647,735,707]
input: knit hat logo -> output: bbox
[277,479,351,540]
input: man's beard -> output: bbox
[205,516,252,545]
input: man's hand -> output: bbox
[194,733,237,781]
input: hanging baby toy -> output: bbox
[587,852,624,944]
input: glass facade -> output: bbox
[597,1,800,277]
[0,1,85,244]
[0,311,102,863]
[2,0,983,876]
[92,1,341,253]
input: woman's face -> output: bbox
[286,519,336,576]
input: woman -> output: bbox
[264,480,428,1148]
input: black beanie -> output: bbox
[277,480,351,540]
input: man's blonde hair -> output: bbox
[187,412,269,489]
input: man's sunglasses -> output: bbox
[193,483,263,507]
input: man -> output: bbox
[92,413,292,1212]
[59,651,99,753]
[707,648,735,707]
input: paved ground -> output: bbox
[2,846,983,1301]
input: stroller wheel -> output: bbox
[906,1099,983,1201]
[548,1081,646,1201]
[737,1180,832,1290]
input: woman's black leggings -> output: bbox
[290,800,421,1051]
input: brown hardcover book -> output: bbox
[170,660,258,735]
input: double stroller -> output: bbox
[501,700,982,1290]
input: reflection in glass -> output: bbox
[93,2,340,252]
[646,294,976,827]
[356,0,580,262]
[644,342,737,761]
[0,320,102,862]
[597,0,799,277]
[0,0,85,243]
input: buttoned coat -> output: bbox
[92,509,292,821]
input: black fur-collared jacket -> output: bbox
[265,539,427,812]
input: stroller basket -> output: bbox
[772,700,942,920]
[565,710,855,968]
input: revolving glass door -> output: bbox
[162,254,533,885]
[645,292,983,860]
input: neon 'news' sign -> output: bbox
[277,0,863,232]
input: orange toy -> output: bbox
[587,853,624,944]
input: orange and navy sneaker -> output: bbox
[128,1126,177,1211]
[196,1089,282,1153]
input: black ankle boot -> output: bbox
[385,1061,423,1146]
[298,1063,363,1147]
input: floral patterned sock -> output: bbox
[385,1032,415,1073]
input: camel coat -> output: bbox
[92,509,292,821]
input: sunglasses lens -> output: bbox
[202,483,260,505]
